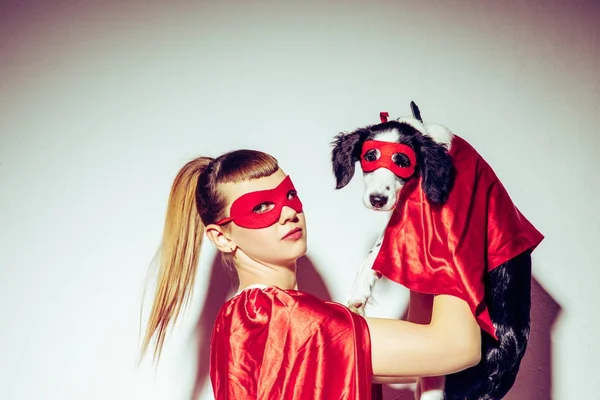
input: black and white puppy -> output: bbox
[332,101,454,317]
[331,102,534,400]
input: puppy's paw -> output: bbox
[419,390,444,400]
[347,235,384,316]
[347,301,366,316]
[417,376,445,400]
[347,270,380,316]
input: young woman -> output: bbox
[139,149,481,400]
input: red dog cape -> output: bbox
[210,286,373,400]
[371,135,544,339]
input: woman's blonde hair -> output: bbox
[139,150,278,362]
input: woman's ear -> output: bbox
[205,225,237,253]
[414,134,455,204]
[331,129,368,189]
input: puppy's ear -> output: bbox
[331,129,368,189]
[410,101,423,122]
[414,134,455,204]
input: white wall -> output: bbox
[1,1,598,399]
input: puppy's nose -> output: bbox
[369,194,388,208]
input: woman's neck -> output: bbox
[236,261,298,292]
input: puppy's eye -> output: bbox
[363,149,380,162]
[253,202,275,214]
[392,153,411,167]
[287,190,297,200]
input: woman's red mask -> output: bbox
[360,140,417,179]
[214,176,303,229]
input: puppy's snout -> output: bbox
[369,194,388,208]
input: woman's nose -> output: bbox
[279,206,298,224]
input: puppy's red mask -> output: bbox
[214,175,303,229]
[360,140,417,179]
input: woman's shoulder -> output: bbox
[218,285,334,317]
[215,285,360,329]
[229,285,349,314]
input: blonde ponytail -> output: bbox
[139,157,213,362]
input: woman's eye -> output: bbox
[253,202,275,214]
[287,190,297,200]
[363,149,380,162]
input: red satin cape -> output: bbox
[210,286,373,399]
[371,135,544,340]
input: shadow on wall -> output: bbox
[190,254,333,399]
[377,275,561,400]
[505,276,561,400]
[190,253,235,400]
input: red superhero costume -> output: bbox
[371,135,544,339]
[210,285,373,400]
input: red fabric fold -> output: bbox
[372,135,544,339]
[210,286,373,399]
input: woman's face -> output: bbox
[218,169,307,267]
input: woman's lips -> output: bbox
[282,228,303,241]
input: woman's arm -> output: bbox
[367,294,481,378]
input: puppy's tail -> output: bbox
[444,250,532,400]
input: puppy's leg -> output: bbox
[417,379,444,400]
[408,291,445,400]
[347,235,384,315]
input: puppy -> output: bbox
[331,102,544,400]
